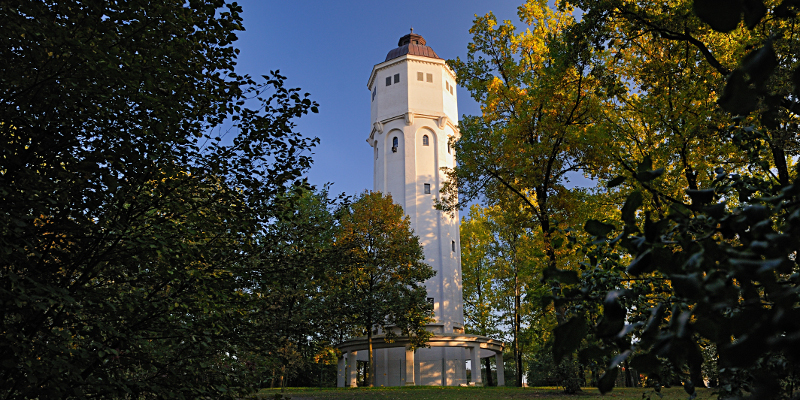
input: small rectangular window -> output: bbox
[417,72,424,81]
[426,73,433,82]
[372,87,376,100]
[423,183,431,194]
[452,240,456,252]
[450,85,454,95]
[446,81,449,90]
[394,73,400,83]
[386,76,391,86]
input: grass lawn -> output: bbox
[255,386,714,400]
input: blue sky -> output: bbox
[232,0,527,197]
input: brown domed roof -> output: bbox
[385,32,441,61]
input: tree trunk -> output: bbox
[270,368,276,388]
[368,329,375,387]
[624,360,633,387]
[770,139,790,187]
[542,213,582,394]
[514,266,522,387]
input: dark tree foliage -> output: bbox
[550,1,800,399]
[1,1,318,398]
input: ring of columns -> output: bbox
[337,334,505,387]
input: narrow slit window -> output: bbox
[372,87,376,100]
[417,72,424,81]
[450,85,454,95]
[394,73,400,83]
[374,141,378,159]
[445,81,449,91]
[386,76,391,86]
[423,183,431,194]
[452,240,456,252]
[426,73,433,82]
[422,135,429,146]
[392,137,398,152]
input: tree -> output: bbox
[333,191,435,387]
[567,0,800,189]
[442,1,602,391]
[546,0,800,398]
[1,1,319,398]
[461,203,549,387]
[247,186,339,389]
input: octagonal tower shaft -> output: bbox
[366,33,463,334]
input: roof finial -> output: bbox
[410,26,414,33]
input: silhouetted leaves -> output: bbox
[598,367,619,394]
[553,317,588,363]
[584,220,615,237]
[694,0,743,32]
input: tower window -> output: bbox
[422,135,429,146]
[392,137,399,152]
[450,85,454,95]
[445,81,449,91]
[372,87,376,100]
[417,72,424,81]
[394,73,400,83]
[426,73,433,82]
[423,183,431,194]
[452,240,456,252]
[374,141,378,159]
[386,76,391,86]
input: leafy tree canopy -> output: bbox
[1,1,319,398]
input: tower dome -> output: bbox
[385,32,441,61]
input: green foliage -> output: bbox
[545,0,800,398]
[1,1,321,398]
[451,0,800,397]
[332,191,435,387]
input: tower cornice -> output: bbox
[367,55,457,90]
[366,112,460,145]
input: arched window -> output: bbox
[422,135,429,146]
[392,137,399,152]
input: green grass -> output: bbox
[255,386,716,400]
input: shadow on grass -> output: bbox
[254,386,716,400]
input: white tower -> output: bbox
[368,31,463,335]
[337,31,504,388]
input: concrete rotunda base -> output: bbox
[336,334,504,387]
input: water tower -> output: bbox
[336,31,504,387]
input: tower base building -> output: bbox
[336,32,504,387]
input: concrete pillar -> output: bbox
[470,345,483,386]
[337,356,346,387]
[495,352,505,387]
[405,348,415,386]
[348,351,358,387]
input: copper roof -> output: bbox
[385,32,441,61]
